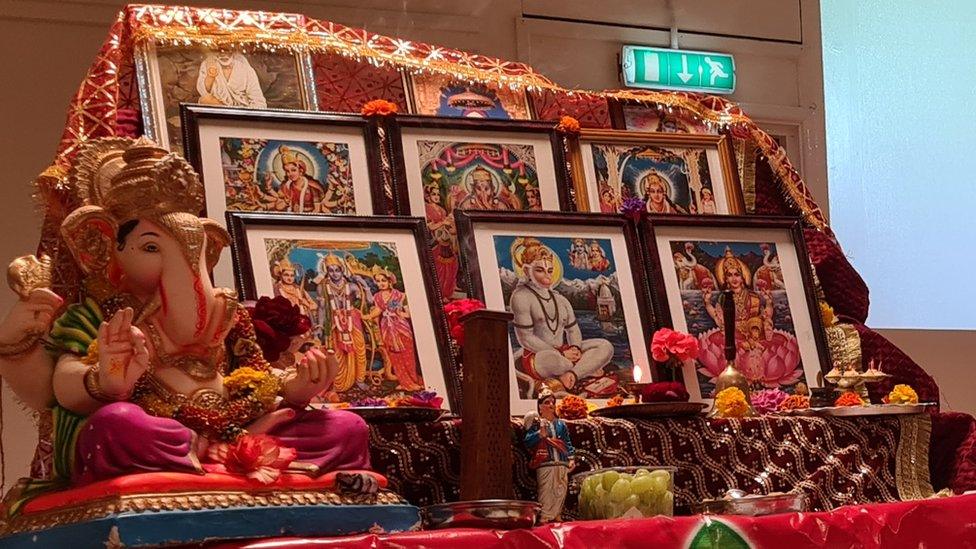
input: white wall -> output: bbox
[0,0,854,492]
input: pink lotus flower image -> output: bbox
[696,328,802,388]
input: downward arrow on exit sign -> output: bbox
[621,45,736,94]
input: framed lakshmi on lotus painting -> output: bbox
[391,116,574,301]
[135,41,317,152]
[182,105,393,287]
[226,213,458,412]
[456,211,655,415]
[641,215,830,402]
[570,130,743,216]
[402,72,534,120]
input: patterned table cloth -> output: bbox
[369,414,933,514]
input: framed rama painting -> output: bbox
[402,72,533,120]
[640,215,830,402]
[226,212,458,412]
[391,116,574,301]
[135,41,317,152]
[570,130,744,216]
[456,211,655,415]
[182,105,391,288]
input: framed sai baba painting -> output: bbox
[401,72,534,120]
[135,41,317,152]
[456,211,655,415]
[227,212,458,412]
[641,215,830,402]
[570,130,744,216]
[182,105,392,288]
[391,116,574,301]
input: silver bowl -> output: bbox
[421,499,540,530]
[696,492,807,516]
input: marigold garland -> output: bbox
[557,394,589,419]
[820,301,837,327]
[714,387,749,418]
[884,384,919,405]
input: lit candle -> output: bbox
[722,289,736,361]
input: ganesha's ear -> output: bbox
[60,206,118,275]
[201,218,230,272]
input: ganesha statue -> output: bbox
[0,138,411,545]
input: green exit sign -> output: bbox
[622,45,736,94]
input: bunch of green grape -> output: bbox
[578,468,674,519]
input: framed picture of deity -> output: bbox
[181,105,392,288]
[640,215,830,403]
[607,99,716,134]
[455,210,655,415]
[226,212,459,412]
[135,41,317,152]
[401,72,534,120]
[390,116,575,301]
[569,129,744,216]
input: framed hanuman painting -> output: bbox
[569,130,744,216]
[181,105,393,288]
[135,41,317,152]
[226,212,458,412]
[641,215,830,402]
[455,210,655,415]
[389,116,575,301]
[401,72,534,120]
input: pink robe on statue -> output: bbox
[72,402,371,485]
[374,289,423,391]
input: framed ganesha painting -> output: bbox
[390,116,575,301]
[641,215,830,402]
[226,212,458,412]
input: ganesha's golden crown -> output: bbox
[70,137,205,220]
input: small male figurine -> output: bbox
[523,388,575,522]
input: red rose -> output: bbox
[639,381,690,403]
[247,296,312,362]
[650,328,699,362]
[444,298,486,347]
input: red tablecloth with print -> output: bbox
[209,493,976,548]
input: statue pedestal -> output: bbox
[0,471,419,547]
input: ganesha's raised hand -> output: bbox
[95,307,149,399]
[0,288,63,347]
[281,348,339,406]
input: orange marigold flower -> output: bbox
[556,115,581,134]
[834,391,865,407]
[557,394,589,419]
[714,387,749,418]
[820,301,837,327]
[606,395,625,408]
[361,99,399,117]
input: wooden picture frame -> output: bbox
[135,41,317,153]
[401,71,535,120]
[226,212,460,413]
[455,210,656,415]
[568,129,744,216]
[181,105,395,288]
[640,214,830,402]
[388,115,576,301]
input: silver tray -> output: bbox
[346,406,446,423]
[590,402,707,419]
[813,402,934,417]
[421,499,539,530]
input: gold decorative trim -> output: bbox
[0,488,406,536]
[896,414,934,501]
